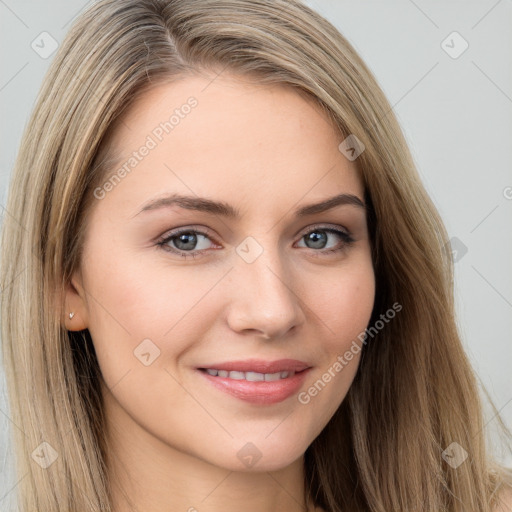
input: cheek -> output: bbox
[295,257,374,421]
[332,273,375,349]
[80,238,223,388]
[306,255,375,348]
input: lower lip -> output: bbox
[197,368,311,405]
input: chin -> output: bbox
[210,437,309,473]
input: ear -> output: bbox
[62,270,89,331]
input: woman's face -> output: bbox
[68,72,375,472]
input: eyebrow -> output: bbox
[132,192,365,219]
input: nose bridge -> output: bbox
[226,235,304,337]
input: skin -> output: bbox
[64,72,375,512]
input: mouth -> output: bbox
[196,359,312,405]
[198,368,301,381]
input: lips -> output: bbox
[196,359,312,405]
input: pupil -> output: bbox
[176,232,197,250]
[307,231,326,249]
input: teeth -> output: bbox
[203,369,295,380]
[245,371,264,382]
[229,371,245,380]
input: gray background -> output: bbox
[1,0,511,508]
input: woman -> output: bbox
[1,0,511,511]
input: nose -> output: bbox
[224,244,306,340]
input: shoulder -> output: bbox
[493,486,512,512]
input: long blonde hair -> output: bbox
[1,0,510,510]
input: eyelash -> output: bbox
[155,224,355,260]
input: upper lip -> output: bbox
[197,359,311,374]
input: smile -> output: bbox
[197,367,311,405]
[201,369,295,381]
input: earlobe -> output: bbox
[65,309,87,331]
[63,273,88,331]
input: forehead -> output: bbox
[98,73,364,215]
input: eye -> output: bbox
[156,226,217,259]
[156,224,354,259]
[295,225,354,255]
